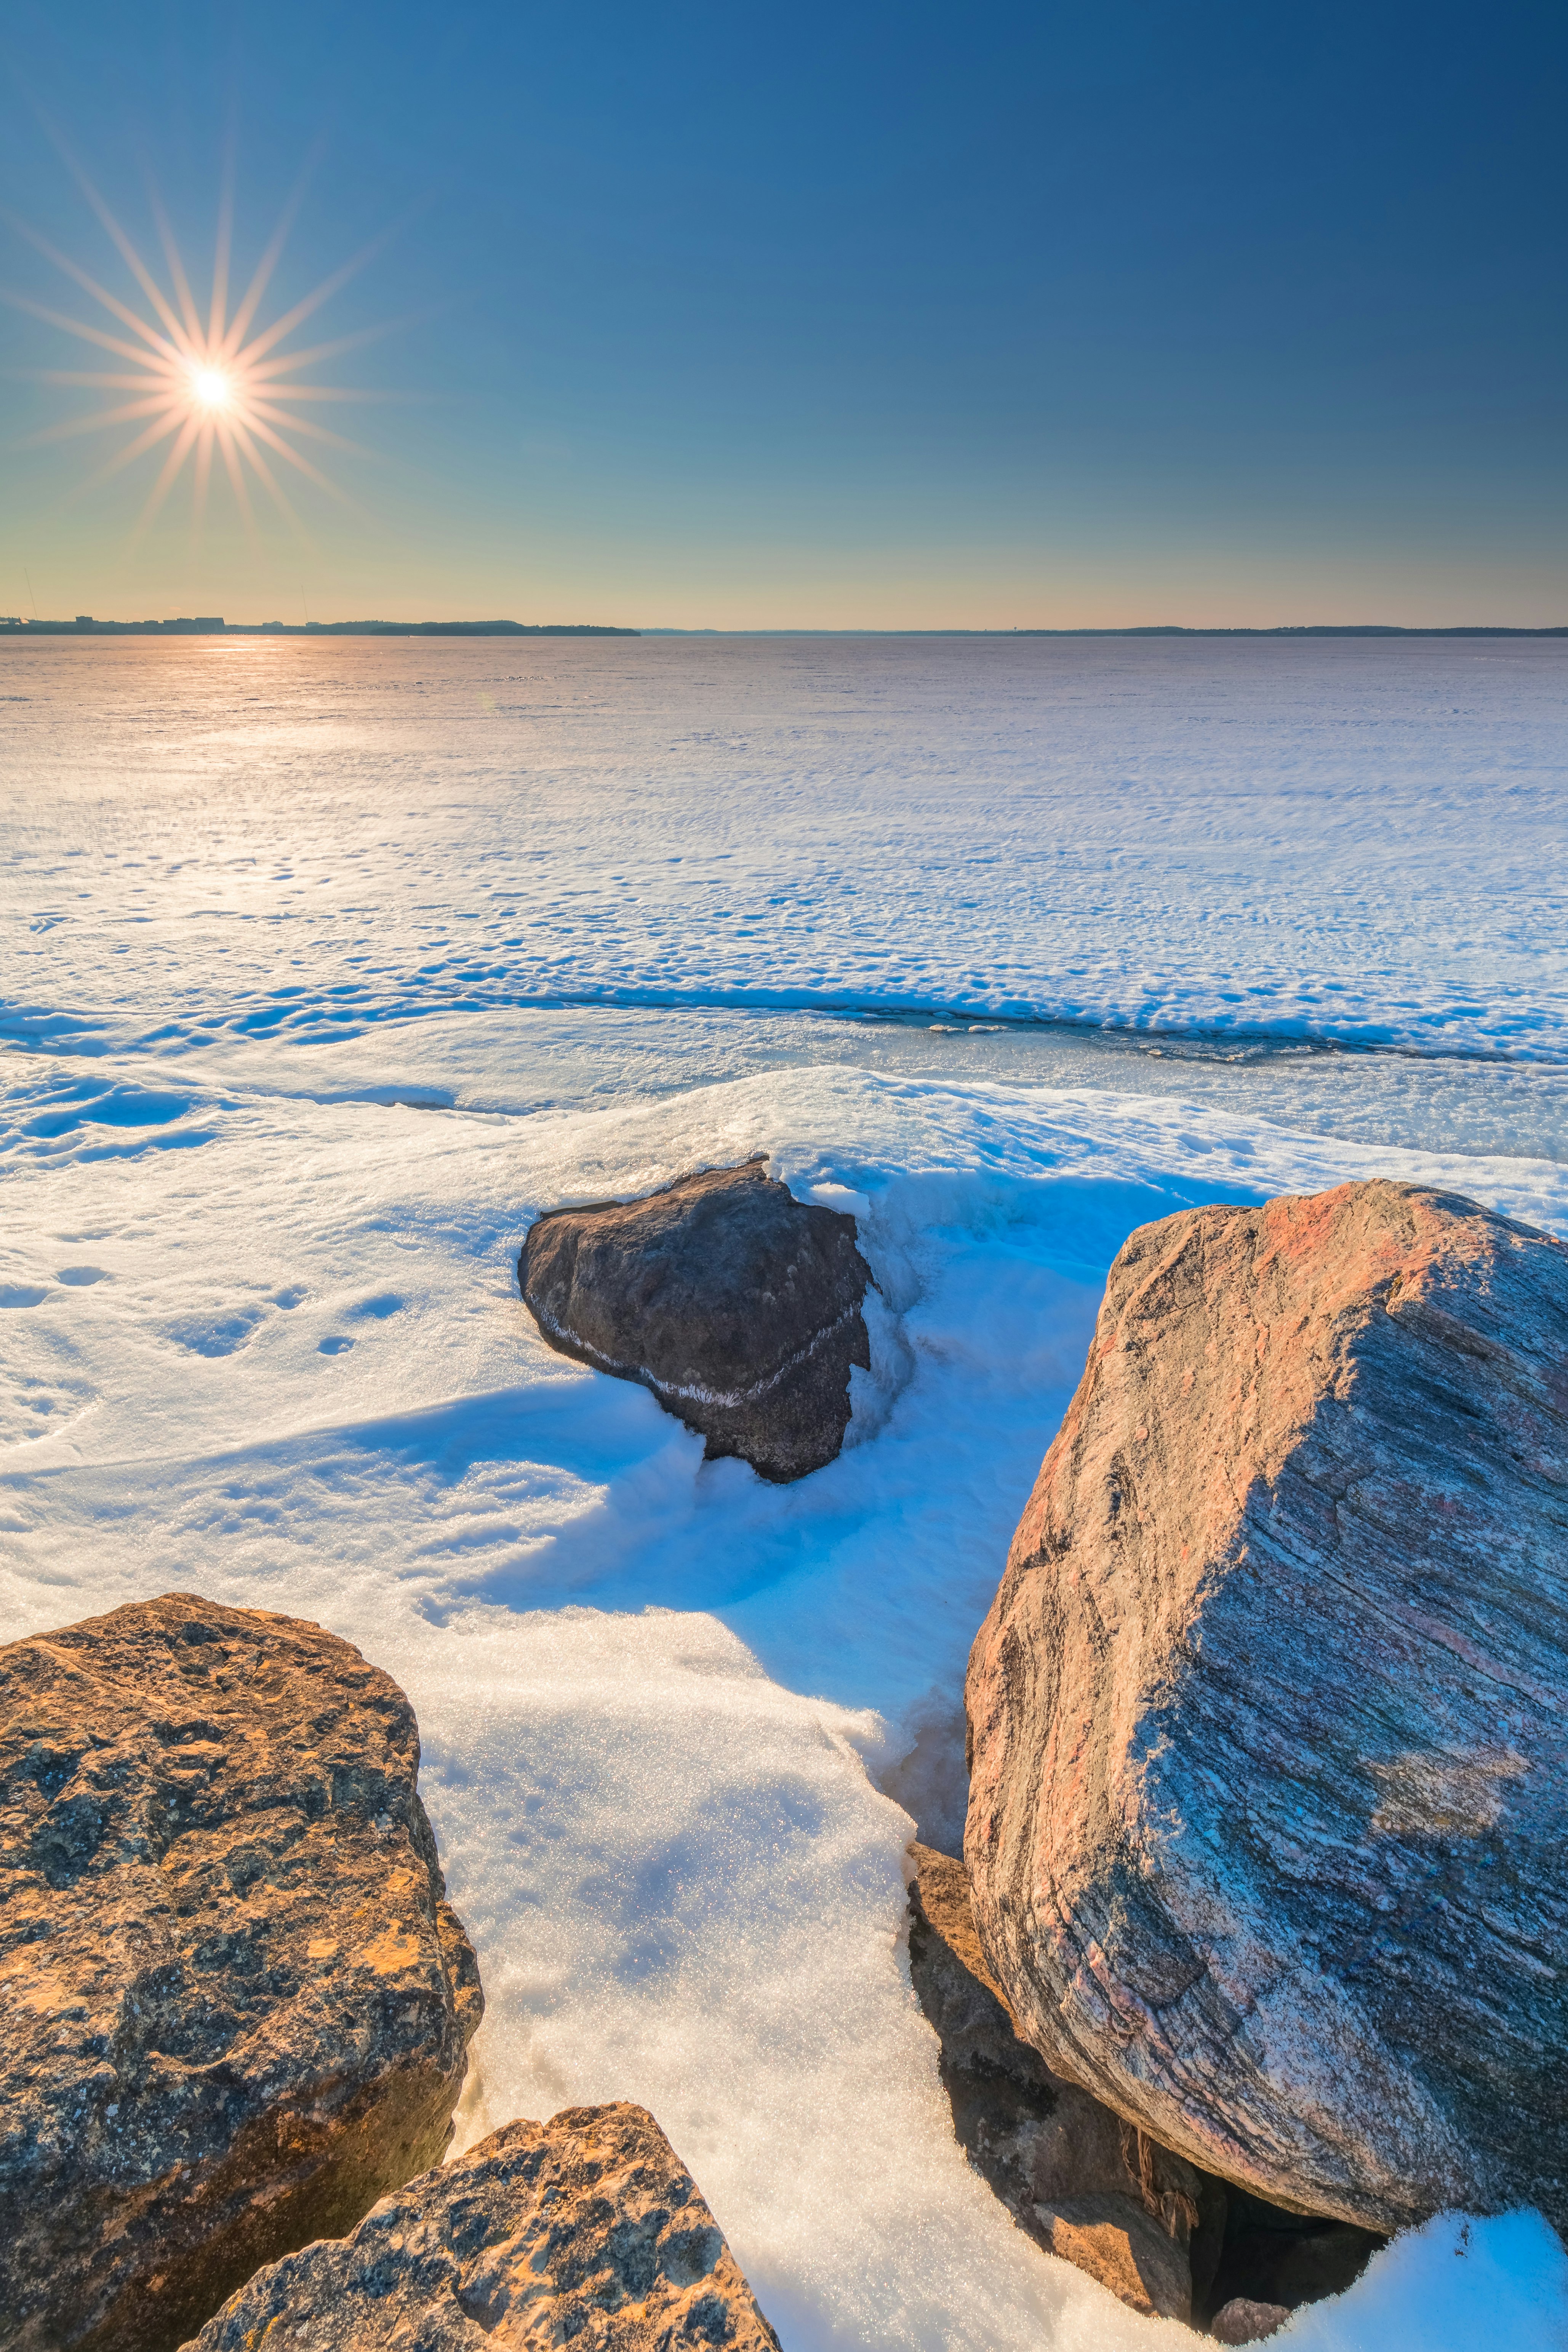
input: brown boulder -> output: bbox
[965,1180,1568,2234]
[179,2101,782,2350]
[907,1842,1222,2321]
[0,1594,483,2352]
[519,1157,872,1481]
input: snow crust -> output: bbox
[3,640,1567,2347]
[2,633,1566,1060]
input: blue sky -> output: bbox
[2,1,1565,626]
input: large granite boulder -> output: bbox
[520,1157,873,1481]
[181,2101,782,2350]
[0,1594,483,2352]
[965,1180,1568,2236]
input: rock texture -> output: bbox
[965,1179,1568,2235]
[908,1845,1380,2331]
[181,2101,782,2351]
[0,1593,483,2352]
[1212,2300,1291,2346]
[907,1842,1222,2322]
[520,1157,873,1481]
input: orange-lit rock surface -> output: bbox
[182,2102,782,2352]
[965,1182,1568,2233]
[0,1593,482,2352]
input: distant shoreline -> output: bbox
[0,619,639,638]
[638,624,1568,638]
[3,619,1564,640]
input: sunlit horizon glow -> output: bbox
[4,145,389,544]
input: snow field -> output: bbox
[3,1033,1568,2347]
[5,637,1568,2347]
[3,634,1566,1061]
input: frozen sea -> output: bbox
[3,634,1568,2349]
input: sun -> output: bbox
[4,142,396,540]
[188,363,237,414]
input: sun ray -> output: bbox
[18,393,187,448]
[209,146,234,349]
[214,418,257,533]
[149,190,206,347]
[5,369,174,389]
[221,141,322,359]
[64,406,186,505]
[226,415,312,541]
[132,412,202,541]
[246,402,376,461]
[6,146,403,541]
[1,211,183,362]
[245,313,419,380]
[28,126,195,357]
[237,226,399,369]
[192,419,214,547]
[242,411,359,507]
[243,384,424,403]
[0,287,174,369]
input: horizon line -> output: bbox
[5,617,1568,641]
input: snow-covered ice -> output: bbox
[3,632,1566,1061]
[3,637,1567,2348]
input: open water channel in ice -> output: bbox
[3,637,1567,2349]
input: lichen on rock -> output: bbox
[179,2101,782,2350]
[0,1592,483,2352]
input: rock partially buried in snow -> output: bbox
[179,2101,783,2351]
[1211,2299,1291,2346]
[0,1593,483,2352]
[907,1843,1222,2322]
[520,1157,873,1481]
[965,1180,1568,2235]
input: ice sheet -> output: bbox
[3,633,1566,1060]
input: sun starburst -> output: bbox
[3,144,400,543]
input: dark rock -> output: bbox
[179,2101,782,2351]
[907,1848,1379,2334]
[0,1593,483,2352]
[1209,2191,1381,2319]
[520,1157,873,1481]
[966,1180,1568,2233]
[1212,2299,1292,2346]
[907,1842,1224,2322]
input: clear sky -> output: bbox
[2,1,1565,629]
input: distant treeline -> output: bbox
[0,618,640,638]
[1013,625,1568,638]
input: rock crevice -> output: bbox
[179,2101,782,2351]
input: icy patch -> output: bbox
[1284,2210,1568,2347]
